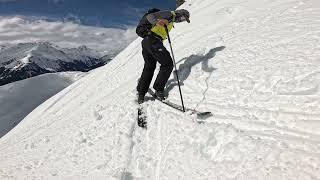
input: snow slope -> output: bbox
[0,0,320,179]
[0,72,85,138]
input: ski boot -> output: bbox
[155,90,166,101]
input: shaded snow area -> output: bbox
[0,0,320,179]
[0,72,85,138]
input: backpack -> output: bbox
[136,8,161,38]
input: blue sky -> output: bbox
[0,0,175,28]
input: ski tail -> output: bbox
[196,112,212,119]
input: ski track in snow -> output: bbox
[1,0,320,179]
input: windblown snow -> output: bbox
[0,0,319,179]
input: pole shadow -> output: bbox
[165,46,226,93]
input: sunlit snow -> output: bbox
[0,0,319,179]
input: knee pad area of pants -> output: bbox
[161,62,173,70]
[144,65,157,71]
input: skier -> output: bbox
[136,8,190,104]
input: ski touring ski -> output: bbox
[147,89,212,120]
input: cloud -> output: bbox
[0,16,138,55]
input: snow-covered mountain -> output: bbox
[0,0,319,179]
[99,53,116,64]
[0,42,105,86]
[0,72,85,138]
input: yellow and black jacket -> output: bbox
[146,11,176,40]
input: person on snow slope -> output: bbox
[136,8,190,104]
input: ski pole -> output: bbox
[165,26,186,112]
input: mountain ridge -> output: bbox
[0,42,109,86]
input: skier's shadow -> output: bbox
[165,46,226,93]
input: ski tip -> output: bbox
[137,121,147,129]
[197,112,212,119]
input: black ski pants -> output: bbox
[137,35,173,95]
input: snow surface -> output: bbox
[0,72,85,138]
[0,0,320,179]
[19,54,31,65]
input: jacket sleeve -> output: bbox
[146,11,173,25]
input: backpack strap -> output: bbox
[149,11,177,40]
[171,11,176,22]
